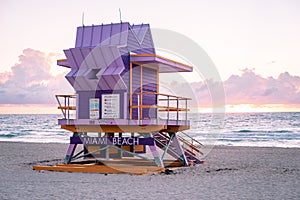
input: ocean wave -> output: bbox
[0,133,19,138]
[0,132,27,138]
[234,129,293,133]
[0,113,299,147]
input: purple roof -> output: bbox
[65,46,126,91]
[58,22,192,91]
[74,22,155,55]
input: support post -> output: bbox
[146,133,164,168]
[64,132,79,164]
[185,99,188,126]
[167,95,170,125]
[176,98,179,125]
[169,132,189,166]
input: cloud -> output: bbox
[224,69,300,105]
[1,50,299,107]
[0,49,73,104]
[164,69,300,107]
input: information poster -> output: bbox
[89,98,99,119]
[102,94,120,118]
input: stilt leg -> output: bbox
[146,133,164,168]
[169,132,189,166]
[64,132,78,164]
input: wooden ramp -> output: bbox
[33,164,164,175]
[32,158,187,175]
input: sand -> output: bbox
[0,142,299,200]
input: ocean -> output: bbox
[0,112,299,148]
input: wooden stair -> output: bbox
[152,131,204,165]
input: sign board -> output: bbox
[70,137,154,146]
[89,98,99,119]
[102,94,120,118]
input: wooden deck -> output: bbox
[33,164,164,175]
[32,158,184,175]
[59,119,190,133]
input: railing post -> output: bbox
[64,96,67,119]
[137,93,140,124]
[128,93,130,123]
[156,93,158,124]
[67,96,70,120]
[176,97,179,125]
[185,99,188,126]
[167,95,170,125]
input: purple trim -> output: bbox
[70,137,154,145]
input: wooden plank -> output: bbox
[158,106,189,112]
[130,105,157,109]
[57,59,68,62]
[56,94,76,98]
[58,106,76,110]
[63,158,183,167]
[164,125,190,132]
[178,138,203,154]
[87,146,101,154]
[130,105,189,111]
[132,92,191,100]
[33,164,164,175]
[185,148,196,156]
[130,54,193,69]
[134,145,145,153]
[121,145,131,152]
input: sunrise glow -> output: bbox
[225,104,300,113]
[0,104,60,114]
[1,104,299,114]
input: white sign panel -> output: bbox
[102,94,120,119]
[89,98,99,119]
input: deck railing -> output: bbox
[130,92,191,124]
[56,94,76,119]
[56,92,191,123]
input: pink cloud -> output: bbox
[164,69,300,107]
[0,49,72,104]
[1,49,299,107]
[224,69,300,105]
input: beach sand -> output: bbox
[0,142,299,199]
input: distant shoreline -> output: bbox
[1,111,300,114]
[1,140,299,149]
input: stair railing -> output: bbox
[178,131,204,160]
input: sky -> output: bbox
[0,0,300,113]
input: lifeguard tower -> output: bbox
[33,22,204,174]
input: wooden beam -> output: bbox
[164,125,190,132]
[57,106,76,110]
[33,164,164,175]
[130,54,193,69]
